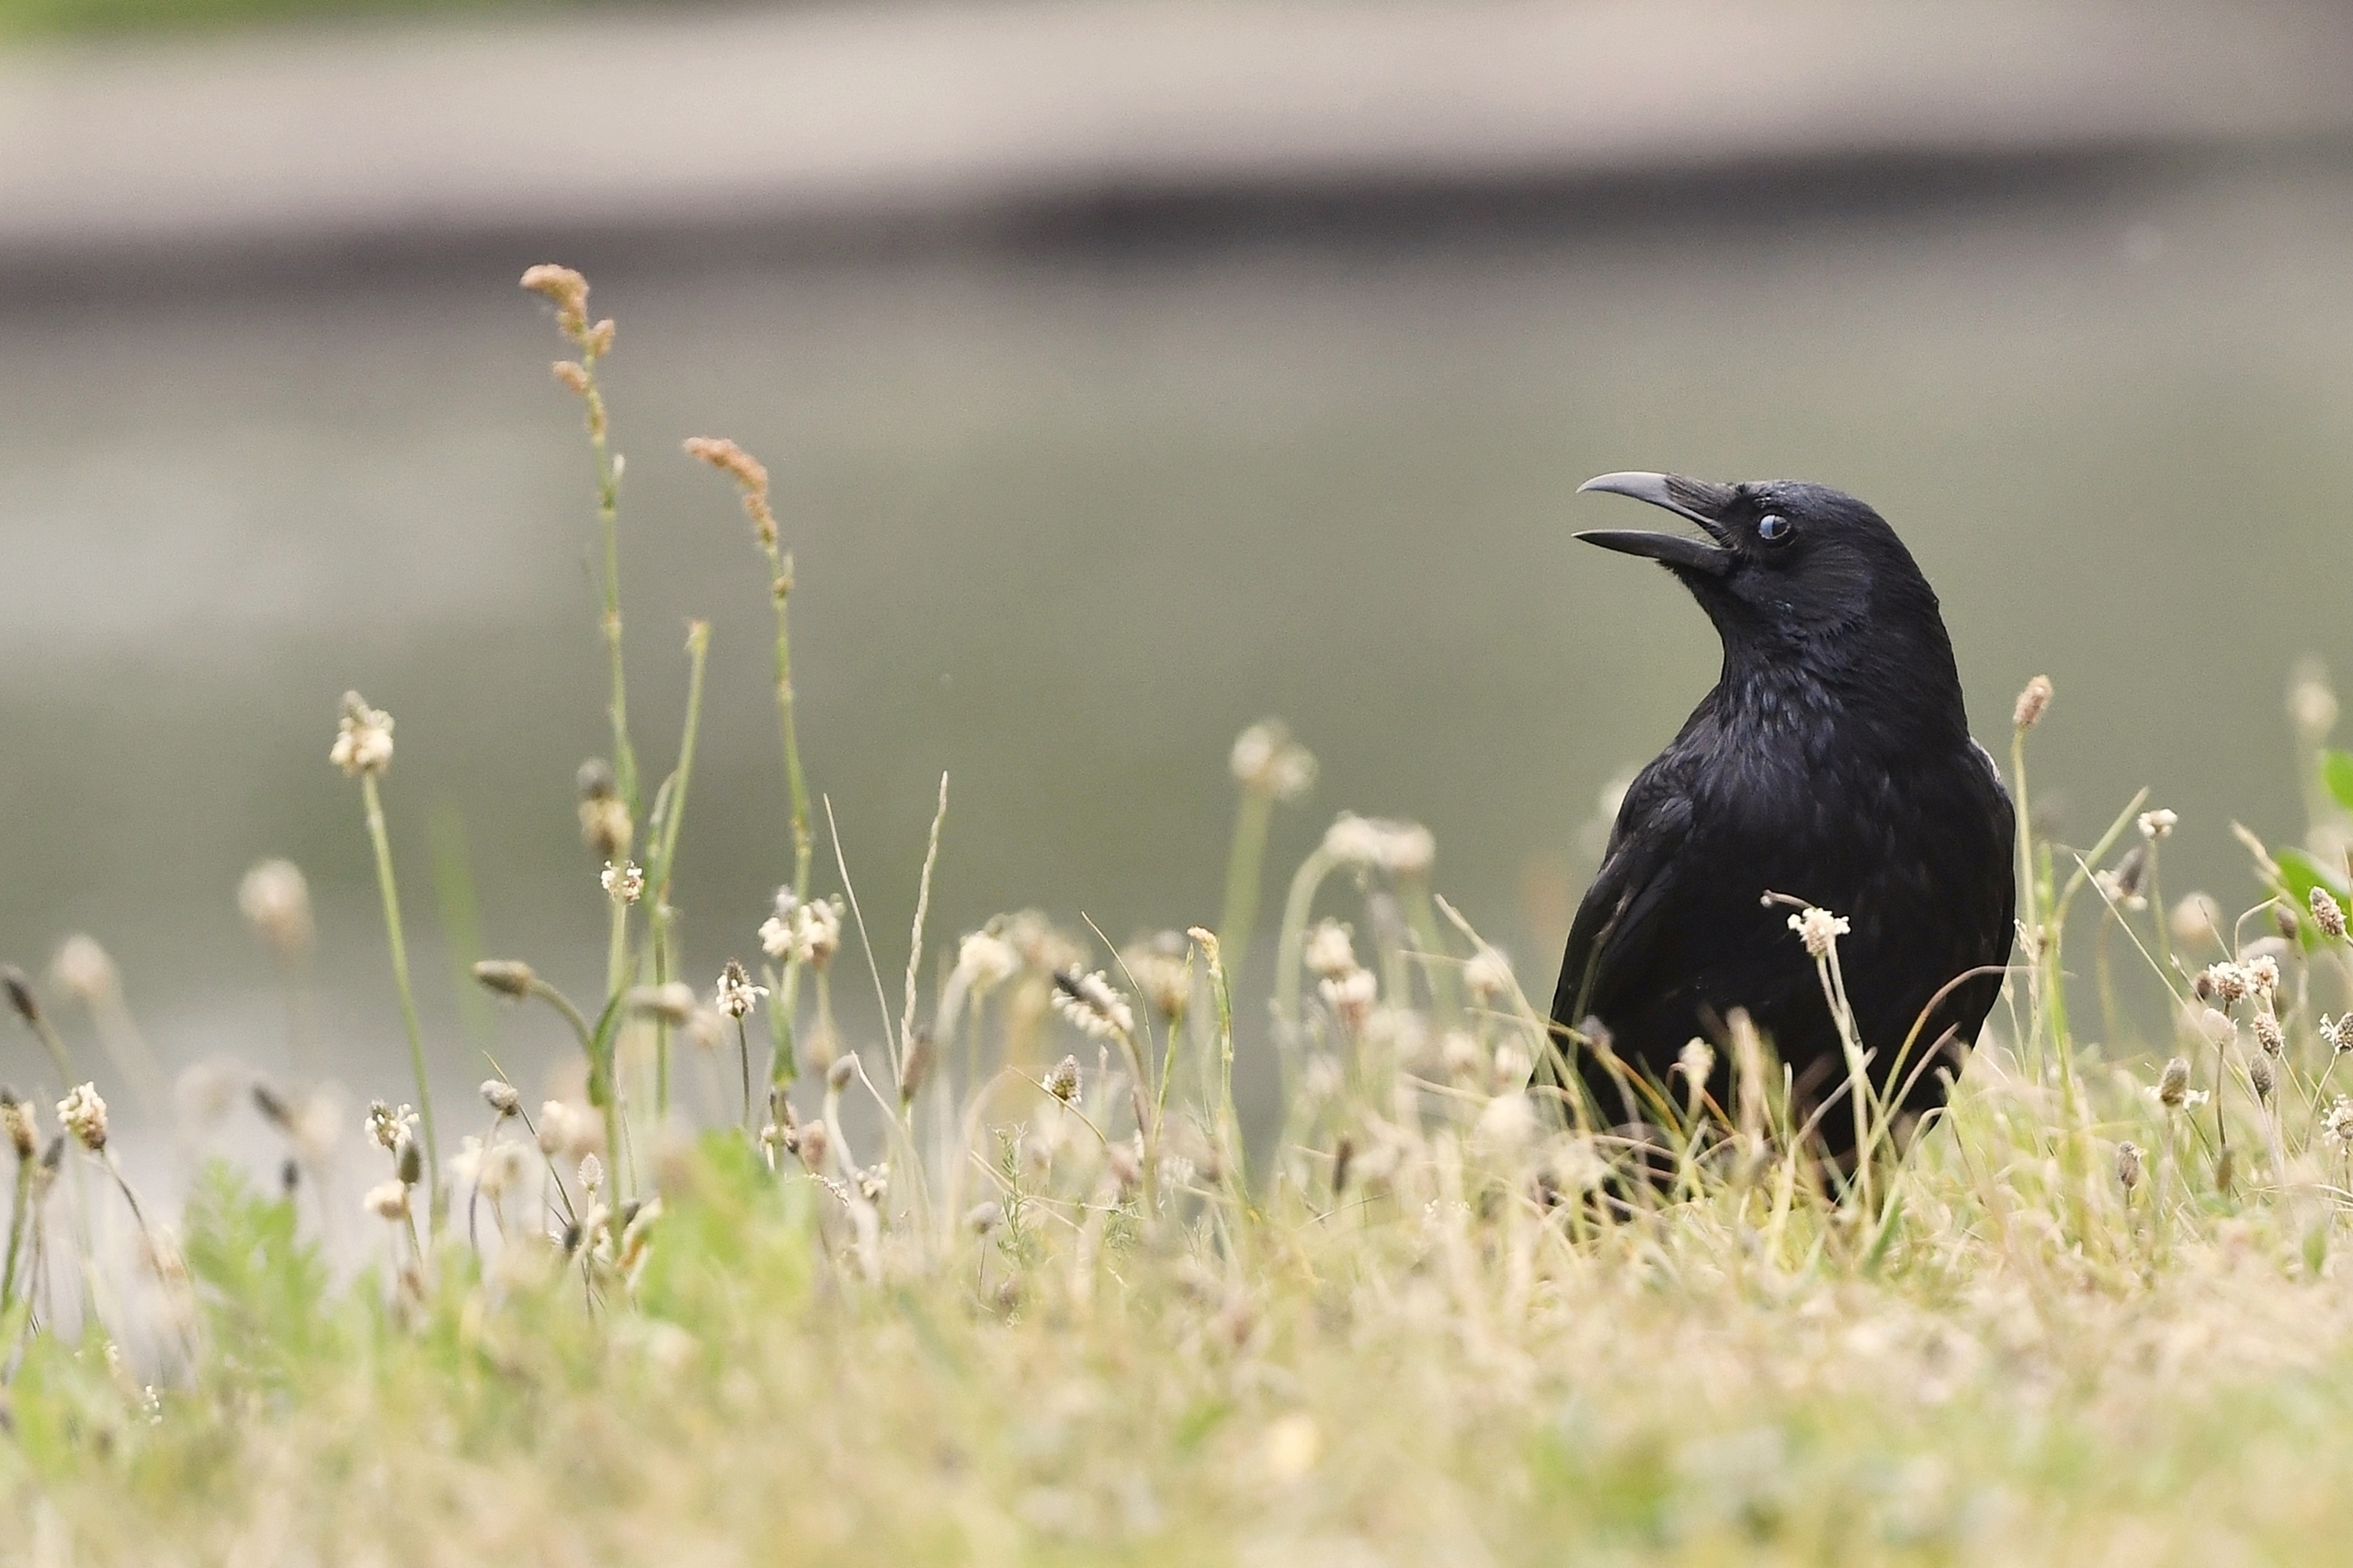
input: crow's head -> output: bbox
[1574,472,1939,664]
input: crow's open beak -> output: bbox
[1575,471,1736,576]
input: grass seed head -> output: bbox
[1123,933,1192,1024]
[1047,1054,1081,1103]
[2313,886,2348,941]
[519,264,590,338]
[626,983,699,1026]
[2013,674,2053,731]
[2250,1051,2277,1101]
[683,436,778,550]
[2156,1057,2193,1108]
[3,965,42,1028]
[900,1026,935,1104]
[787,1119,829,1170]
[472,960,537,1000]
[1051,970,1134,1040]
[1,1087,36,1160]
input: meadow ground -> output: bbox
[6,267,2353,1567]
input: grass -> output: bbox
[6,266,2353,1566]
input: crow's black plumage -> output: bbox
[1552,472,2014,1153]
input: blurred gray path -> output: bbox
[5,0,2353,265]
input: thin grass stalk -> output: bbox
[1,1148,28,1306]
[1218,786,1275,990]
[767,539,814,900]
[579,362,640,814]
[649,621,712,1116]
[361,772,438,1215]
[899,774,950,1097]
[1272,845,1339,1069]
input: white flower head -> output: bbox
[57,1082,107,1152]
[2326,1096,2353,1148]
[237,859,314,954]
[1321,813,1435,877]
[365,1100,418,1152]
[1678,1036,1716,1090]
[329,692,394,778]
[49,935,118,1007]
[954,928,1020,994]
[715,959,768,1018]
[1318,967,1377,1032]
[1303,920,1358,981]
[2200,961,2249,1006]
[1051,969,1134,1040]
[761,895,844,968]
[1462,946,1513,1004]
[2137,808,2178,841]
[602,859,645,904]
[1787,906,1851,960]
[1231,720,1318,803]
[536,1099,600,1158]
[363,1179,410,1221]
[447,1135,485,1191]
[482,1141,533,1199]
[1122,935,1192,1023]
[2290,675,2339,744]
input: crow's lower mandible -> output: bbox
[1552,472,2015,1159]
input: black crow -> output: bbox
[1552,472,2014,1155]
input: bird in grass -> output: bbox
[1552,472,2014,1156]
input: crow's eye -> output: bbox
[1756,514,1793,545]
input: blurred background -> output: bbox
[6,0,2353,1152]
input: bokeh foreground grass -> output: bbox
[6,267,2353,1566]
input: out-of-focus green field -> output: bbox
[0,0,560,39]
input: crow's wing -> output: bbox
[1551,761,1696,1032]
